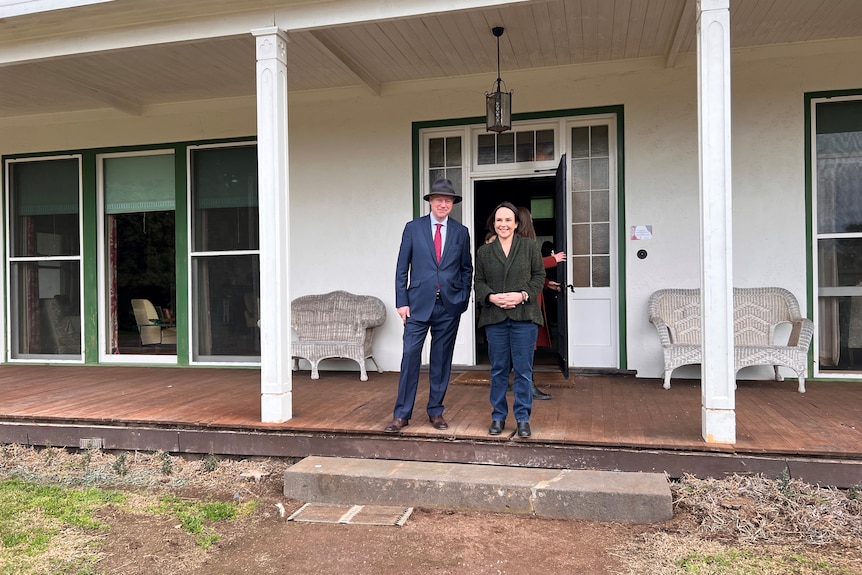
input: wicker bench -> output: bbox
[648,287,814,393]
[291,290,386,381]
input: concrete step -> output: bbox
[283,456,673,524]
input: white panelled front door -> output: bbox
[565,119,619,368]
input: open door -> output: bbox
[554,155,569,378]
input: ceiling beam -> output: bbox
[665,0,695,68]
[307,30,380,95]
[33,63,142,115]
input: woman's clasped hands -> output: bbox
[489,291,525,310]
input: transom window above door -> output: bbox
[476,129,555,166]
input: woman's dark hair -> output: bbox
[489,201,521,230]
[516,206,536,240]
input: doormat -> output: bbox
[451,371,576,388]
[287,503,413,526]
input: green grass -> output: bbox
[150,495,258,549]
[0,477,260,574]
[676,548,858,575]
[0,478,126,574]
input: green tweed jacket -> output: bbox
[475,235,546,329]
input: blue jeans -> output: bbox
[484,318,537,423]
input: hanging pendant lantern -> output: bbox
[485,26,512,133]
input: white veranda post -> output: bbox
[253,27,293,422]
[697,0,735,443]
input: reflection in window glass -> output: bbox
[478,134,496,165]
[497,132,515,163]
[10,159,80,257]
[445,137,462,167]
[192,146,259,252]
[193,255,260,359]
[572,127,590,158]
[516,131,535,162]
[10,261,81,357]
[429,138,445,168]
[591,125,610,156]
[536,130,555,161]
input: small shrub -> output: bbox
[202,452,219,473]
[112,453,129,476]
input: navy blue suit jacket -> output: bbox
[395,215,473,322]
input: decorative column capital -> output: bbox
[698,0,729,11]
[252,27,288,63]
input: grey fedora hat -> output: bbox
[423,178,462,203]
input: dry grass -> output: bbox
[614,473,862,575]
[2,445,862,575]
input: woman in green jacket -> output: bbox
[475,202,545,437]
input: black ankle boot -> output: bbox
[532,384,551,400]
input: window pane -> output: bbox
[572,127,590,158]
[478,134,496,165]
[817,238,862,287]
[572,191,590,223]
[429,169,445,186]
[536,130,555,161]
[591,158,610,190]
[193,254,260,359]
[572,159,590,191]
[572,257,590,287]
[445,137,462,166]
[816,133,862,234]
[497,132,515,163]
[572,223,590,255]
[591,191,610,222]
[429,138,445,168]
[10,261,81,357]
[592,256,610,287]
[10,159,80,257]
[591,125,609,156]
[192,146,259,252]
[592,223,610,254]
[516,131,535,162]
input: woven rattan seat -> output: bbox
[291,291,386,381]
[648,287,814,392]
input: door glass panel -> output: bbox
[570,126,612,288]
[103,154,176,356]
[814,99,862,373]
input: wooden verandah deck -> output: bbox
[0,365,860,486]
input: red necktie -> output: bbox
[434,223,443,264]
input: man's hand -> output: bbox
[397,306,410,323]
[547,280,562,292]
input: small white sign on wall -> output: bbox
[631,225,653,240]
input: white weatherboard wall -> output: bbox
[3,38,862,379]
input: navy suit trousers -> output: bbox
[393,298,461,420]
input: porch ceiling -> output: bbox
[1,0,861,119]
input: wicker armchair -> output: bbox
[648,287,814,392]
[291,291,386,381]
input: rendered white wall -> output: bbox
[3,38,862,378]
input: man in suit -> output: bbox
[385,178,473,433]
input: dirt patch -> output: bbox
[2,445,861,575]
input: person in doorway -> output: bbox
[516,206,566,400]
[385,178,474,434]
[475,202,545,438]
